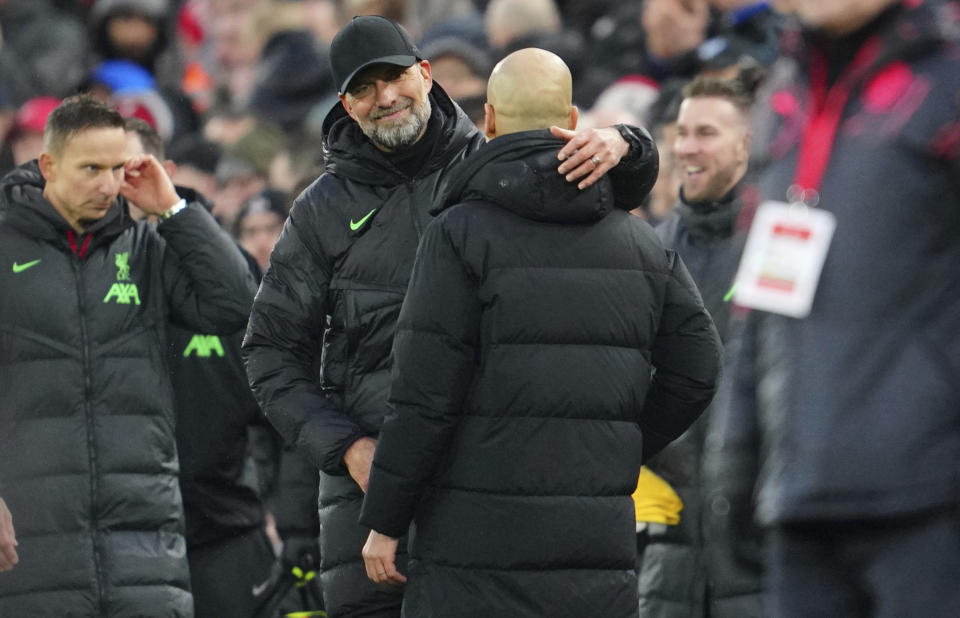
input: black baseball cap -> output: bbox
[330,15,422,95]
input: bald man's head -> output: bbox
[484,48,577,139]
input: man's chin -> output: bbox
[79,206,112,225]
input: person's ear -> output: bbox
[568,105,579,131]
[738,130,752,164]
[484,102,496,139]
[162,159,177,178]
[38,151,55,182]
[338,93,358,123]
[418,59,433,92]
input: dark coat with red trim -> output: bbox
[359,130,722,618]
[0,161,256,617]
[708,0,960,532]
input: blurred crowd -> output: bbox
[0,0,786,234]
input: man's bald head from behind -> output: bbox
[484,48,577,139]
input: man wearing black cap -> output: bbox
[243,15,657,617]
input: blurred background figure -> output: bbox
[0,0,89,104]
[89,0,200,140]
[484,0,590,106]
[708,1,960,616]
[635,79,686,222]
[167,133,223,202]
[88,59,180,143]
[637,69,765,618]
[233,188,288,272]
[246,0,336,135]
[705,0,783,71]
[419,16,491,127]
[268,133,326,198]
[125,115,279,618]
[5,96,61,171]
[89,0,183,91]
[582,0,716,107]
[211,119,283,229]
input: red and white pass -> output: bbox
[732,201,836,318]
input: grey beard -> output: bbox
[363,98,432,151]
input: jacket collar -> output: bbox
[437,130,616,224]
[674,181,744,244]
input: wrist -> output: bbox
[614,125,634,159]
[158,198,187,221]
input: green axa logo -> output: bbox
[104,251,141,305]
[183,334,224,358]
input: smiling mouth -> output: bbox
[374,105,411,122]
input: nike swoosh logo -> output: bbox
[350,208,377,231]
[12,259,41,273]
[251,579,271,597]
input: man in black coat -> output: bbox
[125,117,279,618]
[359,48,722,618]
[242,15,649,618]
[640,72,764,618]
[709,0,960,615]
[0,95,256,616]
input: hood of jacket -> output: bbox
[0,161,133,244]
[437,130,616,224]
[321,82,478,185]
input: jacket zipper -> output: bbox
[406,181,424,238]
[71,244,106,613]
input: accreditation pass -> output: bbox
[732,200,836,318]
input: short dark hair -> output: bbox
[232,188,290,239]
[44,94,126,155]
[681,65,765,115]
[124,116,165,159]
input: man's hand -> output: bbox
[362,530,406,586]
[0,497,18,572]
[344,436,377,492]
[552,125,630,190]
[120,154,182,217]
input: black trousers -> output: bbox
[767,507,960,618]
[188,526,277,618]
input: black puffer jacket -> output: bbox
[243,85,485,617]
[170,324,267,546]
[0,162,256,616]
[359,130,722,618]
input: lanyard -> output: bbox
[792,36,883,195]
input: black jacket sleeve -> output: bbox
[242,205,365,475]
[609,124,659,210]
[158,200,257,333]
[360,216,481,538]
[641,250,722,461]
